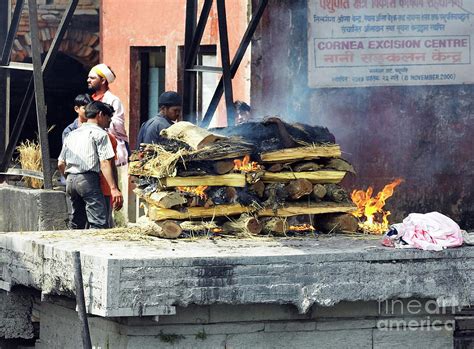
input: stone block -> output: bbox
[225,329,373,349]
[156,305,210,324]
[0,290,34,339]
[264,321,317,332]
[0,186,68,232]
[312,301,379,318]
[209,304,308,323]
[373,327,453,349]
[316,319,376,331]
[37,302,127,349]
[126,334,227,349]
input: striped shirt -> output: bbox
[58,123,115,174]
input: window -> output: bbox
[178,45,218,123]
[138,47,166,124]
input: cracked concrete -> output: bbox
[1,230,473,317]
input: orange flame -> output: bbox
[234,155,261,172]
[177,185,208,200]
[351,179,403,234]
[288,224,315,232]
[211,228,223,233]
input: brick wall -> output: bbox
[10,0,99,67]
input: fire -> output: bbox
[177,185,208,200]
[351,178,403,234]
[288,224,315,232]
[234,155,261,172]
[211,228,223,233]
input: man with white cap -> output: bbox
[87,63,129,166]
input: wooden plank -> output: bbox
[162,174,247,187]
[148,202,355,221]
[262,171,346,184]
[260,145,341,163]
[149,204,253,221]
[258,203,355,217]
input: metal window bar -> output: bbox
[200,0,268,128]
[215,0,236,126]
[183,0,198,122]
[185,0,261,126]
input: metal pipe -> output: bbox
[73,251,92,349]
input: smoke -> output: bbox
[249,0,474,227]
[251,0,310,123]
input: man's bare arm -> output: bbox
[100,158,123,210]
[58,160,66,177]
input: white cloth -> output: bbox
[391,212,463,251]
[101,90,129,165]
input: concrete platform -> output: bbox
[1,231,473,317]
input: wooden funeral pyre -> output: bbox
[129,118,358,238]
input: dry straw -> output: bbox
[16,139,43,189]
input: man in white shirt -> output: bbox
[58,101,123,229]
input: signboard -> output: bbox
[308,0,474,88]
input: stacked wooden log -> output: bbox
[130,120,358,238]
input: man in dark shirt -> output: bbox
[62,94,92,142]
[137,91,182,146]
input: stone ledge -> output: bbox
[0,231,473,317]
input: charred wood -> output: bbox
[285,179,313,200]
[324,158,356,174]
[208,187,238,205]
[312,184,327,201]
[210,118,335,152]
[222,215,263,235]
[213,160,236,175]
[318,213,359,233]
[263,183,288,209]
[293,162,323,172]
[324,184,350,203]
[249,181,265,198]
[262,217,288,236]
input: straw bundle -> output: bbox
[16,140,43,189]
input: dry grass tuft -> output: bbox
[16,140,43,189]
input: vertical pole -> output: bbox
[28,0,52,189]
[0,0,10,152]
[200,0,268,127]
[73,251,92,349]
[183,0,197,123]
[216,0,236,126]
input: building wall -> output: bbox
[35,300,456,349]
[11,0,100,66]
[101,0,252,149]
[251,0,474,229]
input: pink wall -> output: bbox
[100,0,251,146]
